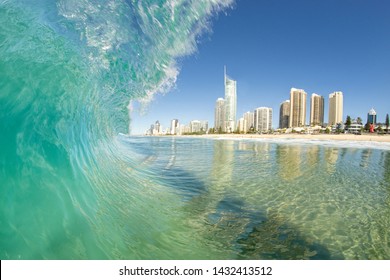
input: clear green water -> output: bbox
[114,136,390,260]
[1,0,390,260]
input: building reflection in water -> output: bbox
[211,140,235,193]
[276,145,303,181]
[325,148,339,174]
[305,145,320,172]
[359,149,372,169]
[238,141,271,160]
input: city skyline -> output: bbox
[130,0,390,135]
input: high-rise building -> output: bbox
[254,107,272,132]
[279,100,290,129]
[310,93,324,126]
[367,108,377,124]
[152,120,161,135]
[224,67,237,133]
[289,88,307,128]
[170,119,179,135]
[200,120,208,133]
[328,91,343,126]
[190,120,201,133]
[237,117,247,133]
[243,111,254,132]
[214,98,225,132]
[188,120,208,133]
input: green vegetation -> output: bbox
[345,115,351,129]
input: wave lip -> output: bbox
[0,0,234,259]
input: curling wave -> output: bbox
[0,0,233,259]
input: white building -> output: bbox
[190,120,201,133]
[170,119,179,135]
[347,122,363,134]
[188,120,207,133]
[152,120,162,135]
[237,117,247,133]
[200,120,208,133]
[179,124,190,135]
[254,107,273,133]
[243,111,254,132]
[328,91,343,126]
[224,67,237,133]
[214,98,225,132]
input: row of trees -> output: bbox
[344,113,389,133]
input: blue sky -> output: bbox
[130,0,390,134]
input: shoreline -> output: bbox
[170,133,390,143]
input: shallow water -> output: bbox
[111,136,390,260]
[1,0,389,260]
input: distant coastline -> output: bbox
[167,133,390,143]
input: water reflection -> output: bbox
[325,148,339,174]
[276,145,303,181]
[125,137,390,259]
[360,149,372,169]
[306,146,320,167]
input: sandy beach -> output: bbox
[175,133,390,143]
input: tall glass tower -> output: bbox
[367,108,377,124]
[224,67,237,133]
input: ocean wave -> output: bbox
[0,0,233,259]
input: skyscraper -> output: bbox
[237,117,247,133]
[170,119,179,135]
[214,98,225,132]
[289,88,307,128]
[328,91,343,126]
[224,67,237,133]
[310,93,324,126]
[279,100,290,129]
[190,120,201,133]
[254,107,272,132]
[367,108,377,124]
[243,111,254,132]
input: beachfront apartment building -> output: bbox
[328,91,343,126]
[254,107,272,132]
[214,97,225,132]
[244,111,254,132]
[190,120,208,133]
[289,88,307,128]
[310,93,324,127]
[170,119,179,135]
[279,100,290,129]
[237,117,247,133]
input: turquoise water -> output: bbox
[115,136,390,260]
[1,0,390,260]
